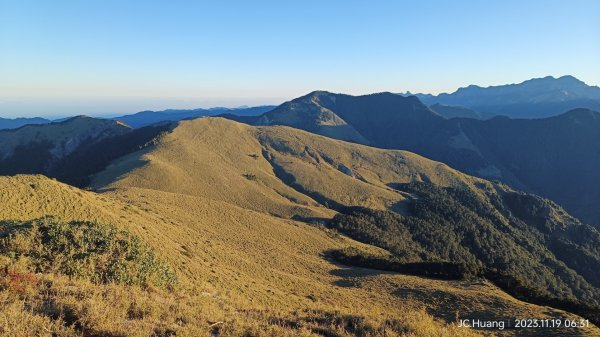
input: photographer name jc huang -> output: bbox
[458,319,506,330]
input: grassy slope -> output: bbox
[257,123,475,212]
[64,117,597,335]
[94,117,477,215]
[4,175,597,336]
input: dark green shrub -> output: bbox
[0,217,177,290]
[327,247,478,280]
[243,173,257,181]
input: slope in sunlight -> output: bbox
[91,118,600,326]
[2,118,600,336]
[0,176,495,337]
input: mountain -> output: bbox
[0,116,51,130]
[2,117,600,335]
[252,91,600,227]
[415,75,600,119]
[256,91,442,148]
[0,106,275,131]
[255,92,369,144]
[94,118,600,304]
[114,105,275,128]
[0,116,130,175]
[414,108,600,227]
[429,103,484,119]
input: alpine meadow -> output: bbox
[1,1,600,337]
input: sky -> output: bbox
[1,0,599,118]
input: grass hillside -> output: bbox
[0,176,468,336]
[0,176,496,336]
[3,175,598,336]
[69,117,600,335]
[90,118,332,220]
[93,117,473,217]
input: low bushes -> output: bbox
[0,217,177,290]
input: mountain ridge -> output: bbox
[1,117,600,335]
[114,105,275,128]
[0,116,51,130]
[245,91,600,227]
[414,75,600,118]
[0,116,130,175]
[87,117,600,309]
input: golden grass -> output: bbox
[0,275,484,337]
[94,117,487,214]
[1,118,599,336]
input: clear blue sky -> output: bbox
[1,0,599,117]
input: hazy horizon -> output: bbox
[1,74,599,119]
[1,0,599,117]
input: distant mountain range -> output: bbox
[412,75,600,119]
[249,90,600,227]
[0,105,275,130]
[112,105,275,128]
[0,116,51,130]
[2,75,600,228]
[3,75,598,129]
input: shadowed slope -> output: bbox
[0,116,130,175]
[0,117,51,130]
[251,91,600,227]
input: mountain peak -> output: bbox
[58,115,131,129]
[416,75,600,118]
[556,74,586,84]
[300,90,333,98]
[60,115,92,122]
[525,75,585,86]
[253,91,443,149]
